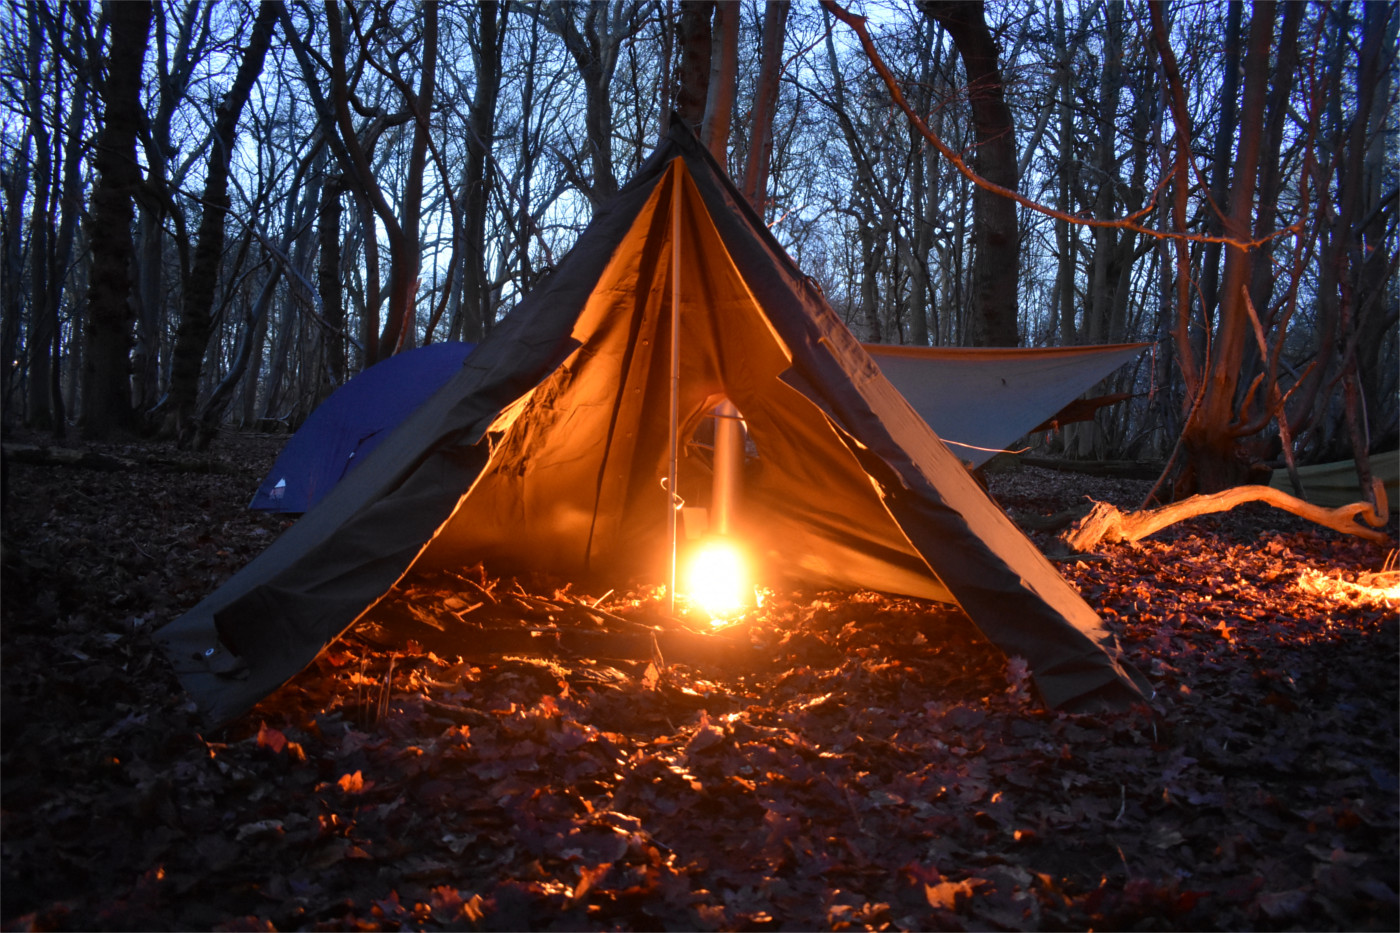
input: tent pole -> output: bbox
[667,165,682,615]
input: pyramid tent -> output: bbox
[250,341,476,513]
[156,124,1151,728]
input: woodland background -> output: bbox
[0,0,1397,494]
[1,3,1398,929]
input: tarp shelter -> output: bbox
[866,344,1147,467]
[250,342,476,513]
[1270,451,1400,513]
[156,123,1151,728]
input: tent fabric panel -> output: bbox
[410,176,681,577]
[250,342,476,512]
[415,163,953,602]
[164,440,492,726]
[156,157,676,727]
[672,129,1148,710]
[863,343,1148,467]
[1270,451,1399,512]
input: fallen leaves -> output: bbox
[1,435,1396,930]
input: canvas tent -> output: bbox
[250,342,476,513]
[156,123,1151,728]
[256,342,1144,514]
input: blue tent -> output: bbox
[250,342,475,512]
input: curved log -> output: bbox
[1061,480,1392,551]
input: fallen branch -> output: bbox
[1,443,240,474]
[1060,480,1392,551]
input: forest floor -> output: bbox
[1,430,1396,932]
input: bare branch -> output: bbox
[818,0,1305,251]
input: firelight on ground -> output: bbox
[685,538,749,620]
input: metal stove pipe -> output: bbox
[711,399,745,536]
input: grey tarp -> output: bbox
[864,343,1148,467]
[1270,451,1400,512]
[156,124,1151,728]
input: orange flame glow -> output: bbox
[684,538,750,620]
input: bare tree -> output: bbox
[700,0,739,161]
[918,1,1020,346]
[131,0,215,414]
[674,1,713,134]
[740,0,789,211]
[163,0,279,443]
[279,2,436,366]
[80,0,152,439]
[460,1,508,342]
[533,2,647,208]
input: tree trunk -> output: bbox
[1083,0,1123,347]
[377,0,438,358]
[1333,2,1391,498]
[1175,2,1276,494]
[130,207,164,413]
[164,0,278,444]
[1,140,28,424]
[80,0,152,440]
[318,180,346,392]
[24,1,55,430]
[700,0,739,162]
[740,1,789,213]
[859,221,884,343]
[1052,0,1077,345]
[132,0,209,415]
[675,1,714,134]
[534,2,642,208]
[462,1,506,342]
[194,264,282,449]
[919,0,1020,347]
[1196,1,1242,333]
[238,284,268,428]
[1245,1,1302,331]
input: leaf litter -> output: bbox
[1,434,1396,931]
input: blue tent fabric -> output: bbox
[250,343,475,512]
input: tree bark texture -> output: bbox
[700,0,738,162]
[24,2,55,430]
[919,0,1020,347]
[675,1,714,135]
[377,0,438,359]
[80,0,152,439]
[740,1,789,213]
[1175,2,1276,495]
[461,1,506,342]
[165,0,278,443]
[318,181,346,390]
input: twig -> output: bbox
[447,570,498,605]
